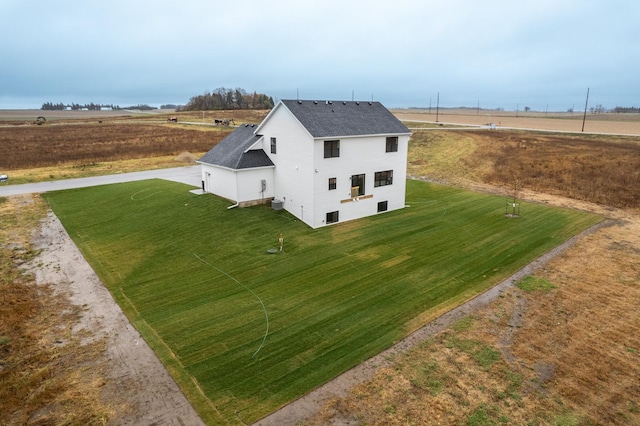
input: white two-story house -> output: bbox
[198,99,411,228]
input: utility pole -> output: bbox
[435,92,440,123]
[582,88,590,132]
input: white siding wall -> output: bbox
[201,164,237,202]
[201,164,274,204]
[312,134,409,227]
[260,106,316,226]
[205,100,411,228]
[237,168,274,202]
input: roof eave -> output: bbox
[312,131,412,140]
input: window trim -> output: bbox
[324,140,340,158]
[386,136,398,153]
[374,170,393,187]
[328,177,337,190]
[326,210,339,224]
[351,173,365,197]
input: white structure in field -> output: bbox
[198,99,411,228]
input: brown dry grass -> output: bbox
[0,108,271,184]
[306,128,640,426]
[2,110,639,425]
[409,130,640,209]
[309,215,640,425]
[0,195,116,425]
[0,123,228,170]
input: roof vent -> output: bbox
[355,101,360,105]
[326,100,332,105]
[342,101,346,105]
[297,100,302,104]
[313,101,318,104]
[368,101,372,105]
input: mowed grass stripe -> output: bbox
[43,178,602,423]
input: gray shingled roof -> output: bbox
[281,99,410,138]
[198,124,274,170]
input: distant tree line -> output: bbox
[612,106,640,113]
[41,102,121,111]
[180,87,274,111]
[39,102,167,111]
[124,104,155,110]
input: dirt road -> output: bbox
[29,211,205,425]
[394,110,640,136]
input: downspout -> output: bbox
[228,169,240,209]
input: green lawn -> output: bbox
[43,179,601,424]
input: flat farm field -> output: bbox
[407,129,640,209]
[394,108,640,135]
[42,179,600,423]
[0,109,269,183]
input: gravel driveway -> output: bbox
[0,165,201,197]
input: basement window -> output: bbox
[326,211,339,224]
[377,201,388,212]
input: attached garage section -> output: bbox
[198,124,275,207]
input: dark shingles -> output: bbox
[198,124,274,170]
[281,100,410,138]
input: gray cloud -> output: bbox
[1,0,638,110]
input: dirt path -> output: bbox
[29,211,205,426]
[394,111,640,136]
[27,189,616,425]
[254,218,612,425]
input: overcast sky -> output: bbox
[1,0,638,111]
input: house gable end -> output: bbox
[255,101,313,140]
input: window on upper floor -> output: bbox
[351,173,365,197]
[324,140,340,158]
[374,170,393,187]
[328,177,337,190]
[326,211,339,224]
[386,136,398,152]
[270,137,276,154]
